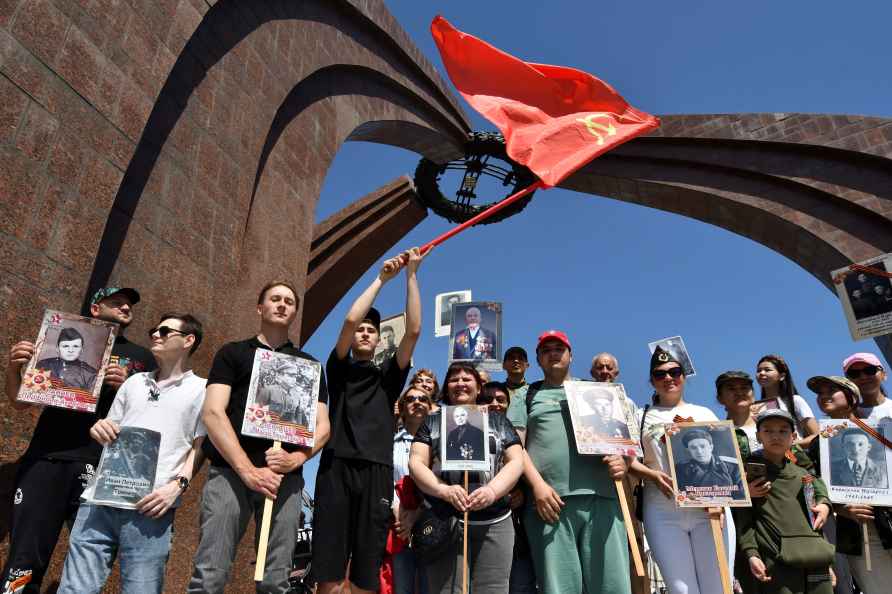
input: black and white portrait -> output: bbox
[440,405,490,471]
[565,381,640,457]
[832,254,892,341]
[667,421,749,507]
[648,335,696,377]
[92,426,161,508]
[434,290,471,337]
[373,313,406,366]
[242,350,322,447]
[449,301,502,367]
[819,419,892,505]
[18,309,117,412]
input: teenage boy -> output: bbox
[2,288,155,594]
[57,313,206,594]
[738,409,834,594]
[314,248,426,594]
[506,330,630,594]
[188,281,330,594]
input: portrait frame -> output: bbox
[434,290,472,337]
[17,309,118,413]
[241,350,322,448]
[818,419,892,506]
[374,312,408,367]
[831,253,892,341]
[440,404,490,472]
[666,420,751,508]
[565,380,642,457]
[90,426,161,509]
[648,335,696,377]
[448,301,502,372]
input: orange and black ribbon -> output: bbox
[848,414,892,451]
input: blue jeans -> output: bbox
[393,548,429,594]
[57,504,174,594]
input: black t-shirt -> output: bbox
[324,348,410,466]
[414,410,521,522]
[22,335,156,463]
[202,336,328,474]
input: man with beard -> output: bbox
[674,428,744,499]
[2,287,156,594]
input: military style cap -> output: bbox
[503,346,528,362]
[806,375,861,407]
[682,428,712,446]
[90,287,140,306]
[649,346,680,373]
[756,408,796,430]
[362,307,381,331]
[715,370,753,391]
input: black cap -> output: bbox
[362,307,381,331]
[503,346,528,362]
[682,428,712,446]
[650,346,680,373]
[715,370,753,392]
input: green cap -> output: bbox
[90,287,140,306]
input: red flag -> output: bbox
[431,16,659,187]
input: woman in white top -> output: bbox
[755,354,819,439]
[630,347,735,594]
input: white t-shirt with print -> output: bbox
[82,370,207,505]
[638,402,718,475]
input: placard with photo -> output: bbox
[241,350,321,448]
[440,405,490,472]
[434,290,472,337]
[448,301,502,371]
[818,419,892,506]
[565,380,642,457]
[666,420,751,507]
[17,309,118,412]
[374,312,408,366]
[89,426,161,509]
[831,253,892,341]
[648,335,696,377]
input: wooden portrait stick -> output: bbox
[708,507,733,594]
[254,440,281,582]
[614,479,645,577]
[863,522,872,571]
[462,470,470,594]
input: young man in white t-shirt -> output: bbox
[56,313,207,594]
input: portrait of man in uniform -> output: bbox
[441,405,489,470]
[450,303,501,364]
[36,327,99,391]
[434,290,471,337]
[576,387,630,439]
[669,423,748,505]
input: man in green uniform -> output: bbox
[506,330,630,594]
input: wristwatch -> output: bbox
[175,475,189,492]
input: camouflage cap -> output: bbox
[90,287,140,306]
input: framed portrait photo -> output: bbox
[434,290,472,337]
[241,350,322,448]
[666,420,751,507]
[374,312,408,367]
[648,335,696,377]
[448,301,502,371]
[565,381,642,457]
[440,405,490,472]
[831,253,892,341]
[89,426,161,509]
[819,419,892,506]
[17,309,118,412]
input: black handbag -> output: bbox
[410,507,459,565]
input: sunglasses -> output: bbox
[846,365,880,379]
[149,325,188,339]
[652,367,684,380]
[403,395,431,405]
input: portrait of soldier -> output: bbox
[576,387,630,439]
[373,324,398,366]
[452,306,497,361]
[440,293,463,326]
[36,327,98,391]
[674,428,744,499]
[445,406,486,462]
[831,428,888,489]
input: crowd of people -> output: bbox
[2,248,891,594]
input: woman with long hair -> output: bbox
[630,347,735,594]
[755,354,819,439]
[409,362,523,594]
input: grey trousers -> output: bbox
[187,466,303,594]
[426,515,515,594]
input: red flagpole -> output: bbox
[420,180,544,254]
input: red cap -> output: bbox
[537,330,571,352]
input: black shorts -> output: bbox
[312,456,392,591]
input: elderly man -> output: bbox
[590,352,620,382]
[452,307,497,361]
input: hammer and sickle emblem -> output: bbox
[576,113,617,146]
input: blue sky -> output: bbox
[300,0,892,495]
